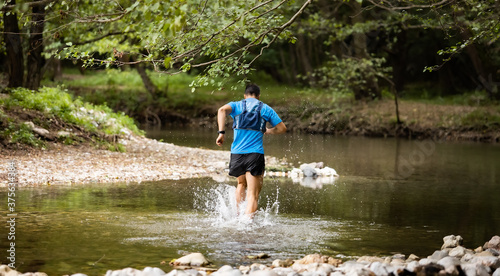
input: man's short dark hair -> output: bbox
[245,84,260,97]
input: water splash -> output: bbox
[193,184,280,229]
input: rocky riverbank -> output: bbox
[0,134,279,187]
[1,235,499,276]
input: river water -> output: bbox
[1,127,499,275]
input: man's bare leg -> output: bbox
[235,174,247,213]
[244,172,263,217]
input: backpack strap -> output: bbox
[241,99,247,112]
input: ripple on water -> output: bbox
[118,184,343,264]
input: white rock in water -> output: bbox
[441,235,463,249]
[318,167,339,177]
[171,253,210,267]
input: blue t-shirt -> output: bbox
[228,98,282,154]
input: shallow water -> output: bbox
[1,129,500,275]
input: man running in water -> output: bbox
[216,84,287,218]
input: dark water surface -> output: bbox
[1,127,499,275]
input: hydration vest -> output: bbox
[232,99,266,133]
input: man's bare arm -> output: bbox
[216,104,232,146]
[265,122,287,135]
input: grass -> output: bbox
[0,86,144,149]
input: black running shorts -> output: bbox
[229,153,265,177]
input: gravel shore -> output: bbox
[0,135,280,187]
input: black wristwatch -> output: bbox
[218,130,225,134]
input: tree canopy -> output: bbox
[1,0,499,100]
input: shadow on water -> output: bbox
[1,129,500,275]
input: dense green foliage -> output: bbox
[2,0,498,100]
[0,86,143,149]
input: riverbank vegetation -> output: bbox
[0,86,143,151]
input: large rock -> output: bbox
[336,261,374,276]
[428,250,449,261]
[442,235,463,250]
[248,270,278,276]
[461,263,491,276]
[165,270,202,276]
[437,256,461,275]
[211,266,241,276]
[485,236,500,251]
[470,256,500,270]
[449,246,468,258]
[170,253,210,267]
[368,262,390,276]
[0,265,48,276]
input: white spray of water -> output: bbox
[193,184,280,230]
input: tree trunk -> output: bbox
[134,62,161,98]
[26,1,46,90]
[3,0,24,88]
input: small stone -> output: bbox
[271,259,294,268]
[250,264,267,272]
[407,254,420,262]
[493,268,500,276]
[390,258,405,266]
[295,254,342,266]
[441,235,463,250]
[57,131,71,137]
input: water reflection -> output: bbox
[1,130,500,275]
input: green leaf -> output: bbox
[163,56,172,68]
